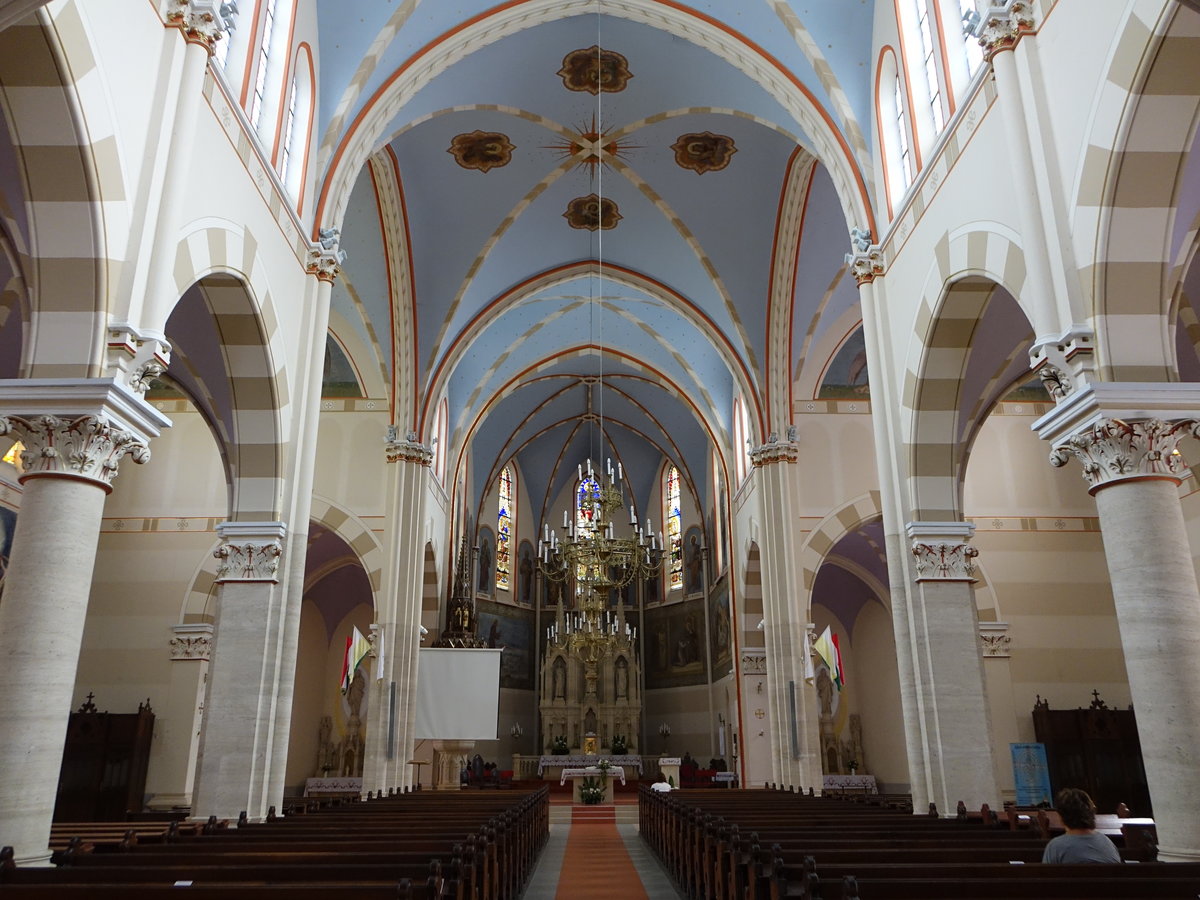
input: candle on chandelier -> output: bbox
[629,505,636,525]
[563,510,568,528]
[617,462,623,481]
[578,464,583,480]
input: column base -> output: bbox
[1157,844,1200,863]
[13,850,52,868]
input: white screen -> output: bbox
[413,647,502,740]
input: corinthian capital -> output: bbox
[845,228,884,285]
[977,1,1035,61]
[0,414,150,490]
[385,426,434,465]
[214,521,286,583]
[167,0,234,52]
[1049,418,1198,493]
[907,521,977,582]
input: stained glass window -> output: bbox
[666,465,682,591]
[576,474,600,582]
[496,465,513,591]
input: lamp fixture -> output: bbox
[510,722,523,740]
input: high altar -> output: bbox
[539,597,641,753]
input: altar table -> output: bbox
[560,766,626,803]
[303,776,362,797]
[822,774,877,794]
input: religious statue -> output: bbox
[552,657,566,700]
[816,666,834,717]
[615,657,629,698]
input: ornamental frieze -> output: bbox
[671,132,737,174]
[558,46,632,94]
[448,131,516,173]
[1049,418,1199,492]
[214,539,283,583]
[741,651,767,674]
[977,0,1035,61]
[911,540,978,581]
[0,414,150,489]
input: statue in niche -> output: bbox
[816,667,834,717]
[552,657,567,700]
[520,549,533,603]
[615,657,629,698]
[584,708,597,735]
[347,672,367,721]
[477,539,492,592]
[686,535,704,592]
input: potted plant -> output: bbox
[551,735,569,756]
[847,759,858,775]
[579,775,605,805]
[610,734,627,755]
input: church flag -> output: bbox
[813,626,845,690]
[340,626,371,694]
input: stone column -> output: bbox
[0,381,168,864]
[361,435,432,795]
[265,240,341,804]
[146,624,213,811]
[906,522,1000,813]
[191,520,287,821]
[749,438,820,791]
[1036,386,1200,861]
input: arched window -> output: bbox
[733,397,751,485]
[576,471,601,582]
[247,0,279,129]
[876,48,914,218]
[496,465,514,592]
[711,446,725,575]
[895,0,945,161]
[210,3,243,75]
[279,44,314,206]
[940,0,984,104]
[245,0,296,146]
[432,398,448,484]
[915,2,945,133]
[664,465,682,591]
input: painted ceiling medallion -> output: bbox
[671,132,737,174]
[558,46,632,94]
[447,130,516,172]
[564,194,622,231]
[545,115,640,176]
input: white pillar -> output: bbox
[0,381,168,863]
[1040,403,1200,862]
[361,436,433,795]
[749,439,820,790]
[191,521,287,820]
[146,624,213,810]
[906,522,999,813]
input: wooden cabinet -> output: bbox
[1032,696,1150,816]
[53,696,154,821]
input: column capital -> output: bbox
[907,521,978,582]
[307,227,346,283]
[845,228,884,285]
[1029,326,1095,402]
[106,323,172,397]
[170,623,214,660]
[0,378,170,489]
[977,0,1036,62]
[166,0,234,53]
[385,426,433,465]
[980,622,1012,658]
[749,435,798,467]
[1049,417,1198,494]
[214,521,287,583]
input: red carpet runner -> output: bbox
[554,805,648,899]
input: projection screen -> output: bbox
[413,647,501,740]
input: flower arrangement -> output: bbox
[610,734,627,755]
[847,759,858,774]
[579,775,605,805]
[598,758,611,773]
[551,735,569,755]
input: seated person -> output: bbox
[650,771,673,793]
[1041,788,1122,863]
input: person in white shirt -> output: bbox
[650,771,672,792]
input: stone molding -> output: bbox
[385,427,434,466]
[977,0,1035,61]
[979,622,1011,658]
[1049,417,1199,493]
[741,651,767,674]
[214,521,287,583]
[170,623,214,660]
[106,324,172,397]
[1029,327,1094,402]
[907,521,978,582]
[307,227,345,283]
[0,414,150,490]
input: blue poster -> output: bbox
[1010,742,1052,806]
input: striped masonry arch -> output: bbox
[0,6,128,378]
[173,224,290,522]
[902,227,1027,522]
[740,542,764,658]
[421,541,440,630]
[797,492,883,598]
[1075,0,1200,381]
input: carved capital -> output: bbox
[107,324,172,396]
[741,651,767,674]
[385,427,434,465]
[167,0,232,52]
[1049,417,1199,493]
[306,250,341,283]
[749,438,799,467]
[1029,327,1094,402]
[978,0,1035,61]
[911,541,978,581]
[0,414,150,490]
[214,521,286,583]
[980,623,1011,658]
[169,624,214,660]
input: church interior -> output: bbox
[3,0,1200,873]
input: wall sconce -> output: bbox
[658,722,671,738]
[510,722,523,740]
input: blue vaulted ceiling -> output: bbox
[319,1,876,524]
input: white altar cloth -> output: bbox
[539,754,642,774]
[822,774,877,794]
[559,766,626,785]
[303,776,363,796]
